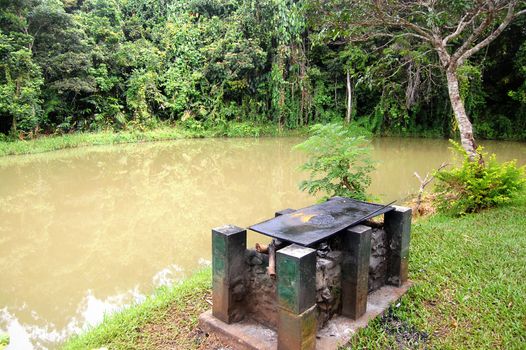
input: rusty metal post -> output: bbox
[276,244,317,350]
[212,225,246,324]
[384,206,412,286]
[341,224,372,320]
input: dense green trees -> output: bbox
[307,0,526,158]
[0,0,43,133]
[0,0,525,140]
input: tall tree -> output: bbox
[0,0,43,133]
[308,0,526,160]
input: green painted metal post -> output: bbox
[212,224,246,324]
[276,244,317,350]
[341,224,372,320]
[384,206,412,286]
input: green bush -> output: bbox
[0,333,9,350]
[433,141,525,215]
[221,121,261,137]
[294,123,375,201]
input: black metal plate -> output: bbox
[249,197,394,246]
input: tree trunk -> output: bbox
[334,79,337,106]
[11,115,17,134]
[12,80,21,134]
[346,69,352,124]
[445,68,479,161]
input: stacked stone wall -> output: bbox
[315,251,342,328]
[242,225,391,330]
[369,228,388,292]
[244,249,277,328]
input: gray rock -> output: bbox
[326,251,343,263]
[232,283,246,301]
[251,255,263,265]
[317,258,334,270]
[321,287,332,301]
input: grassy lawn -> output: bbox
[0,122,307,157]
[63,193,526,350]
[63,269,214,350]
[349,193,526,349]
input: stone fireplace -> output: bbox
[200,198,412,350]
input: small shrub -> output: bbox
[224,122,261,137]
[433,141,525,215]
[294,123,375,201]
[180,118,206,135]
[0,333,9,350]
[0,133,11,142]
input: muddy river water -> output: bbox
[0,137,524,349]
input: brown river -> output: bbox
[0,137,524,349]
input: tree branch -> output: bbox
[449,2,497,66]
[372,0,435,43]
[458,1,518,65]
[442,9,480,46]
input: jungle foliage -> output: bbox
[1,0,525,140]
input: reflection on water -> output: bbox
[0,137,524,349]
[1,287,146,349]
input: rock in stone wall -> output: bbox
[244,249,277,329]
[369,228,388,292]
[316,250,342,329]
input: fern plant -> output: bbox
[434,141,525,216]
[294,123,375,201]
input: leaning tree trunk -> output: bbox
[445,68,479,161]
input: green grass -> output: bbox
[63,193,526,350]
[0,122,307,157]
[347,192,526,349]
[63,269,212,350]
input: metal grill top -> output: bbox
[249,197,394,246]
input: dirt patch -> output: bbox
[380,309,429,349]
[137,291,229,350]
[406,193,438,218]
[191,329,231,350]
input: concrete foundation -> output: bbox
[199,281,412,350]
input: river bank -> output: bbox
[0,122,308,157]
[3,122,524,159]
[62,192,526,350]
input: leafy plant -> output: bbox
[0,332,9,350]
[433,141,525,216]
[294,123,375,201]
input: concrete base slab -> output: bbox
[199,281,412,350]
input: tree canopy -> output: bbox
[308,0,526,158]
[0,0,525,142]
